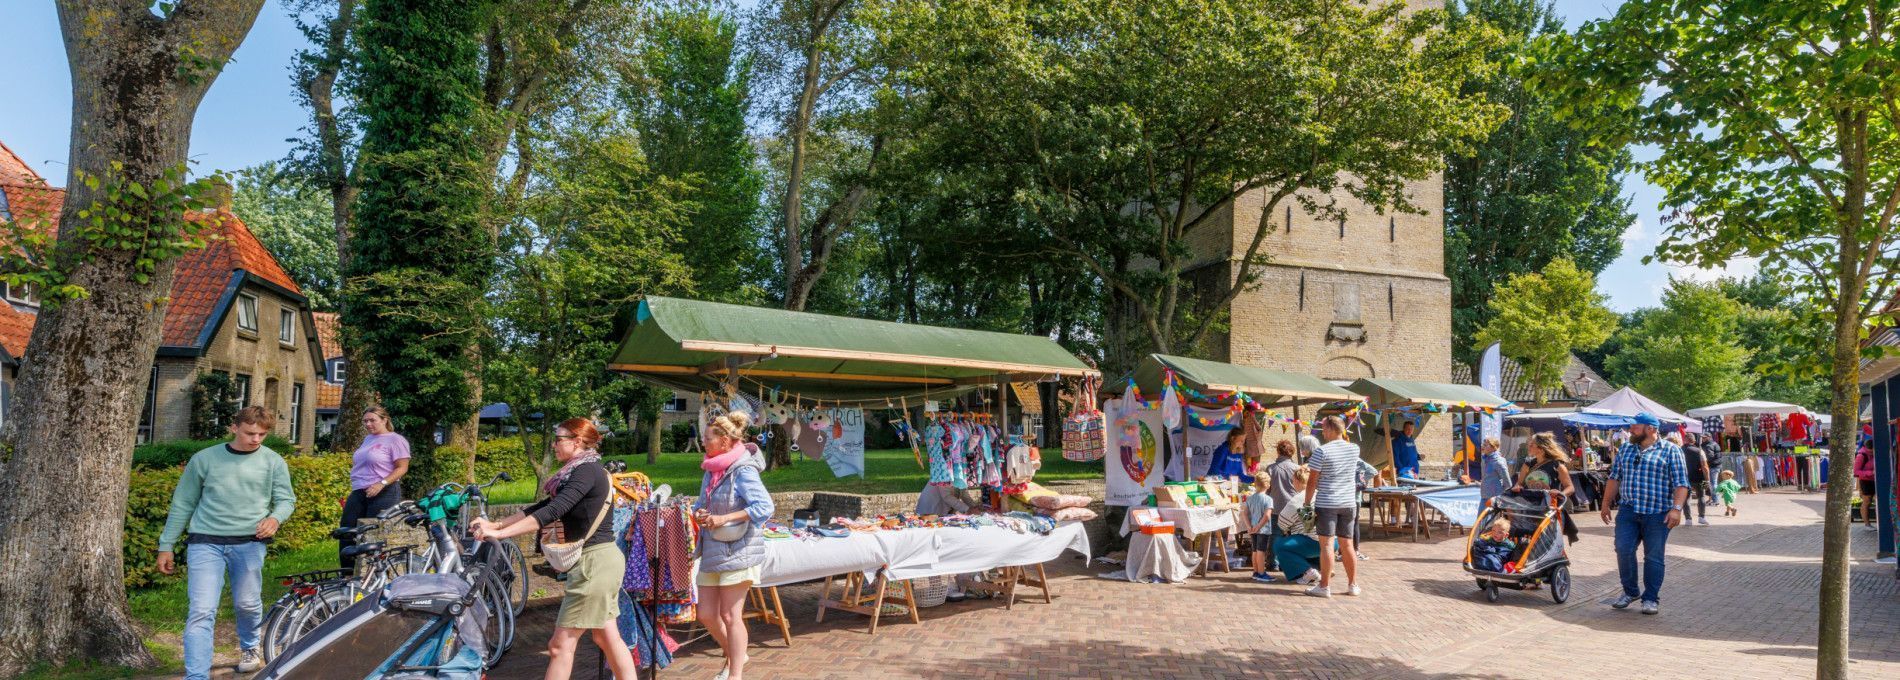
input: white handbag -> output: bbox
[541,501,611,573]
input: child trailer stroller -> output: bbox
[256,571,492,679]
[1462,489,1572,604]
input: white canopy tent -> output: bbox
[1684,400,1809,418]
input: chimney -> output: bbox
[205,178,233,213]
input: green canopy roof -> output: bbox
[1129,354,1361,407]
[1347,377,1509,411]
[606,296,1098,401]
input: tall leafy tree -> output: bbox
[1537,3,1900,673]
[1608,279,1755,410]
[1443,0,1634,361]
[0,2,265,674]
[628,3,766,303]
[1472,258,1617,402]
[348,0,496,488]
[1721,274,1833,410]
[875,0,1507,370]
[230,163,343,310]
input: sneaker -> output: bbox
[1344,583,1362,597]
[237,649,262,673]
[1305,585,1332,598]
[1641,601,1660,615]
[1697,518,1709,526]
[1251,573,1278,583]
[1297,569,1322,585]
[1611,594,1636,609]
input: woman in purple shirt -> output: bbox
[339,405,410,569]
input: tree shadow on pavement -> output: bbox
[903,638,1516,680]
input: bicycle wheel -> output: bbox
[284,582,352,645]
[259,593,299,661]
[478,576,514,667]
[496,538,530,615]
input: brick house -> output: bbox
[312,311,344,442]
[0,140,323,449]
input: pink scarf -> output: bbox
[543,448,601,497]
[702,443,751,492]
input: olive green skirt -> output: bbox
[556,543,625,629]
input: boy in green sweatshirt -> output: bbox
[156,406,295,679]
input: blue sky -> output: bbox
[0,0,1730,313]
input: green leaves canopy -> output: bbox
[1608,279,1755,411]
[1473,258,1616,402]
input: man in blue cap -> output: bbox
[1599,412,1688,615]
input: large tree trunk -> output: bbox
[1819,272,1862,679]
[0,2,265,674]
[308,0,376,454]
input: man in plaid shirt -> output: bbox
[1599,412,1689,615]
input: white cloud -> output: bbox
[1620,217,1648,244]
[1669,256,1760,284]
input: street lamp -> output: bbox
[1568,372,1595,402]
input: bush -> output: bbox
[665,421,697,452]
[189,372,240,439]
[123,451,352,589]
[133,435,295,469]
[432,437,542,490]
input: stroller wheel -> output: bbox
[1550,566,1571,604]
[1484,581,1499,603]
[1476,578,1489,591]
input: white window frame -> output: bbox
[331,359,346,384]
[235,294,259,333]
[234,373,252,408]
[289,383,304,444]
[279,308,296,344]
[4,281,38,306]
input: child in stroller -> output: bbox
[1463,490,1572,604]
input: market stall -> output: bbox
[1099,354,1363,577]
[1347,377,1512,540]
[605,297,1102,661]
[1686,400,1821,492]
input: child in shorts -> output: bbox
[1472,517,1516,573]
[1715,469,1742,517]
[1245,476,1276,583]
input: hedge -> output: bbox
[133,435,294,469]
[432,436,542,488]
[123,451,353,589]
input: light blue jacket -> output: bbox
[694,444,774,573]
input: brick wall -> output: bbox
[194,283,319,449]
[152,357,202,441]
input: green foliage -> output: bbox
[122,451,351,589]
[1473,258,1617,402]
[873,0,1509,362]
[228,163,342,310]
[188,372,240,440]
[628,3,767,303]
[132,436,294,470]
[431,437,540,491]
[1442,0,1634,361]
[1720,275,1833,410]
[1608,279,1755,411]
[0,162,224,304]
[348,0,498,477]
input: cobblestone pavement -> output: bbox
[185,489,1900,679]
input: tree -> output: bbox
[348,0,495,489]
[284,0,378,451]
[875,0,1507,368]
[0,2,265,673]
[1472,258,1617,403]
[1720,274,1832,410]
[749,0,880,311]
[627,3,766,304]
[1537,3,1900,674]
[1443,0,1634,361]
[485,113,693,480]
[230,163,342,310]
[1608,279,1755,410]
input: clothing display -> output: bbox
[620,499,698,625]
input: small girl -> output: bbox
[1715,469,1742,517]
[1472,517,1516,573]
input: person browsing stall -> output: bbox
[1302,416,1364,598]
[156,406,296,679]
[694,412,775,680]
[1599,412,1689,616]
[471,419,639,680]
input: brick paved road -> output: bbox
[183,489,1899,679]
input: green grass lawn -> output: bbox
[487,448,1103,504]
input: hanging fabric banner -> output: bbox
[794,407,866,478]
[1104,397,1166,506]
[1183,406,1238,480]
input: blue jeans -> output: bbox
[184,541,266,680]
[1613,507,1671,603]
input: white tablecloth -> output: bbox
[756,522,1090,587]
[1118,505,1237,538]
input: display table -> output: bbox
[1113,529,1200,583]
[1117,505,1240,575]
[755,522,1092,634]
[1366,487,1438,542]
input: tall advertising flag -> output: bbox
[1479,342,1503,445]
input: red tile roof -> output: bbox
[317,381,342,411]
[312,311,341,359]
[0,302,34,362]
[0,141,309,355]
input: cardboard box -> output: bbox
[1155,486,1191,508]
[1129,507,1162,526]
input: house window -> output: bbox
[290,383,304,444]
[663,397,688,412]
[137,366,158,444]
[279,308,296,344]
[234,373,252,408]
[3,281,38,306]
[331,359,346,384]
[236,294,258,333]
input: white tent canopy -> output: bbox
[1586,386,1693,424]
[1684,400,1809,418]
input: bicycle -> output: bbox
[401,479,518,666]
[259,568,348,661]
[452,473,530,616]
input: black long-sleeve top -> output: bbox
[525,462,614,547]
